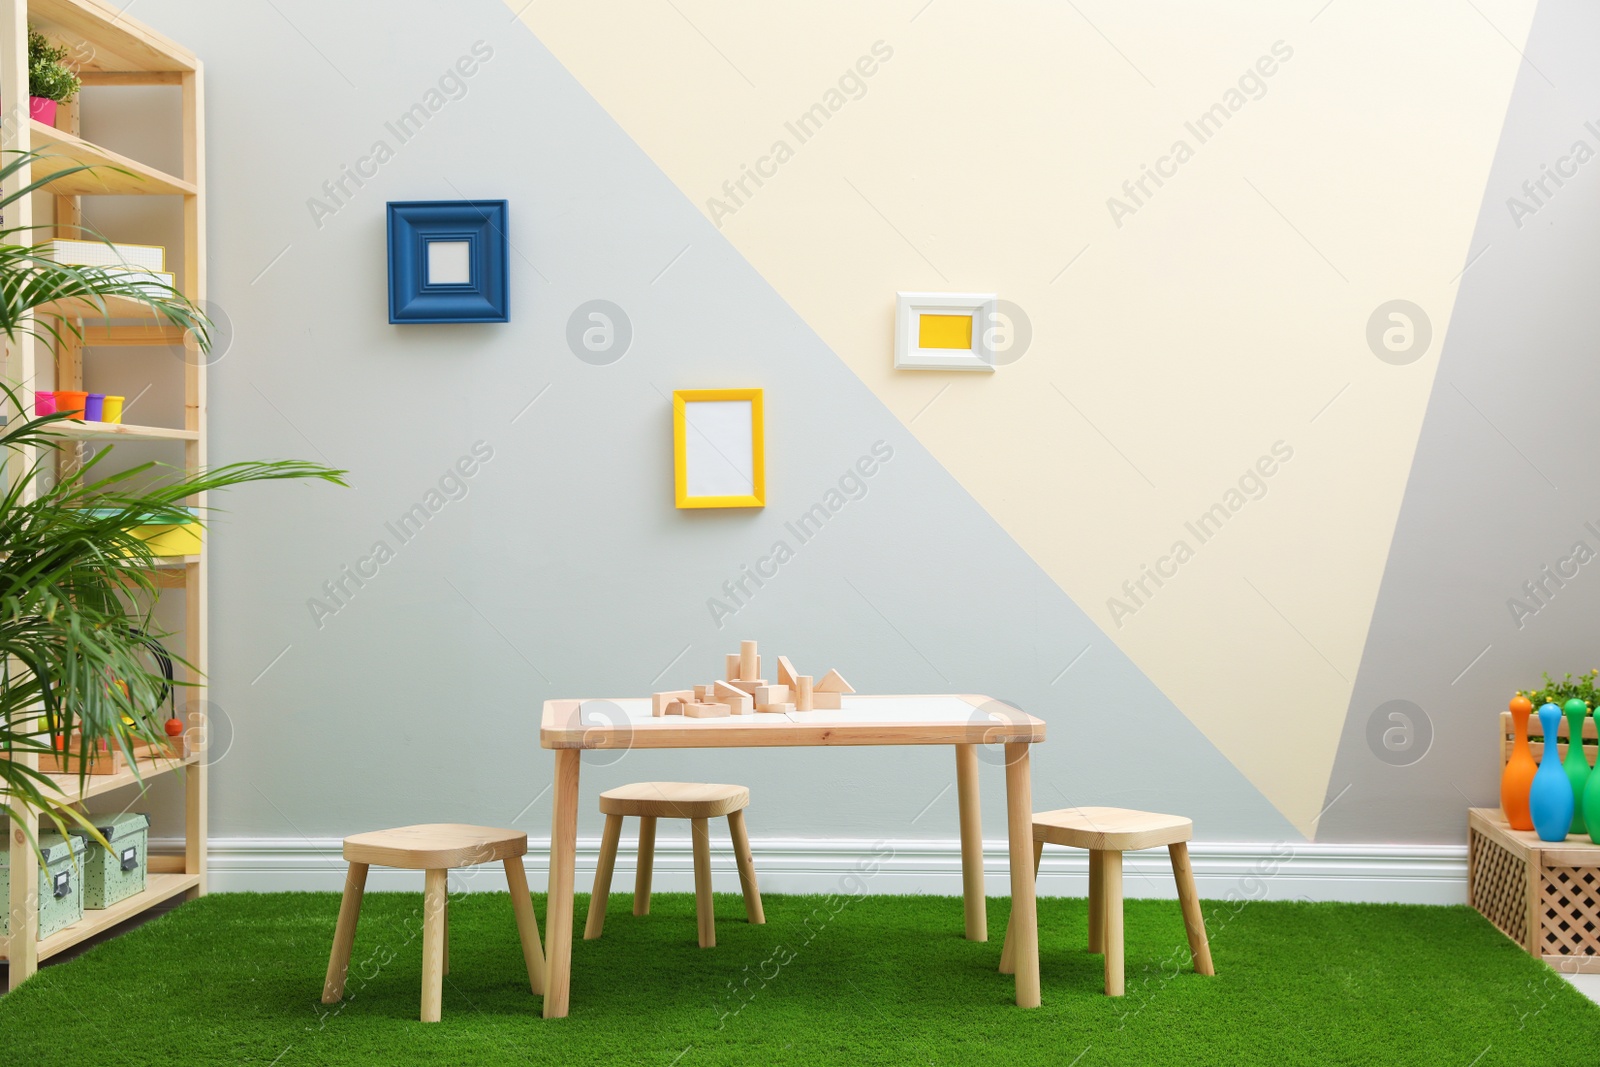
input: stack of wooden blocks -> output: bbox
[653,640,854,718]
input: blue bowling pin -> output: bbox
[1530,702,1575,841]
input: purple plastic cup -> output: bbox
[84,393,105,422]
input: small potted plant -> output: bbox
[27,27,80,128]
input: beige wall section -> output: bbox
[511,0,1536,835]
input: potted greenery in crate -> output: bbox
[0,149,346,850]
[27,28,80,128]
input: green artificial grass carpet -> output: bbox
[2,891,1596,1065]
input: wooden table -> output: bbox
[539,694,1047,1018]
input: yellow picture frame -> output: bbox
[673,388,766,509]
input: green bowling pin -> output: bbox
[1564,698,1592,835]
[1585,749,1600,844]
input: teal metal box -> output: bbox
[0,832,86,938]
[72,812,149,909]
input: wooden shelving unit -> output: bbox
[0,0,205,990]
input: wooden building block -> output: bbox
[811,691,842,709]
[754,685,790,706]
[756,703,795,714]
[653,690,694,717]
[776,655,798,688]
[729,679,767,695]
[739,640,759,682]
[796,675,814,712]
[726,654,740,682]
[695,684,712,702]
[712,681,753,715]
[664,701,687,715]
[816,669,854,694]
[684,702,731,718]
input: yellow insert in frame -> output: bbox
[673,388,765,509]
[918,313,974,350]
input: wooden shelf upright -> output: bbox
[0,0,205,989]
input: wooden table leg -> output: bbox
[421,868,447,1022]
[503,856,546,994]
[544,748,581,1018]
[322,861,368,1003]
[443,894,450,977]
[955,743,987,942]
[1004,742,1041,1008]
[634,815,657,916]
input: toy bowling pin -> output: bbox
[1530,702,1575,841]
[1501,695,1536,830]
[1565,699,1593,835]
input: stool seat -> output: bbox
[1032,807,1192,852]
[342,823,527,869]
[598,782,749,820]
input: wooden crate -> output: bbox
[1500,708,1599,766]
[1480,711,1600,970]
[1468,808,1600,972]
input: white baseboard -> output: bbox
[162,837,1470,905]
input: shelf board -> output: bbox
[33,291,167,321]
[28,0,197,74]
[36,751,197,807]
[30,121,195,196]
[49,420,197,442]
[146,554,199,570]
[6,873,202,962]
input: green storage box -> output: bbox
[71,812,149,909]
[0,832,86,938]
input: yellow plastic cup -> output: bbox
[101,395,124,424]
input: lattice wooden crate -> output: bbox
[1468,808,1600,972]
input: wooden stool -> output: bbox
[999,807,1215,996]
[322,824,546,1022]
[586,782,764,948]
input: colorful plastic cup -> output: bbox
[34,391,55,416]
[101,395,124,424]
[54,390,88,420]
[83,393,105,422]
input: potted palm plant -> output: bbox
[26,28,79,128]
[0,149,345,850]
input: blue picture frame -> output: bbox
[386,200,509,324]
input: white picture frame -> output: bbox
[894,291,998,371]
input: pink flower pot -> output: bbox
[28,97,57,127]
